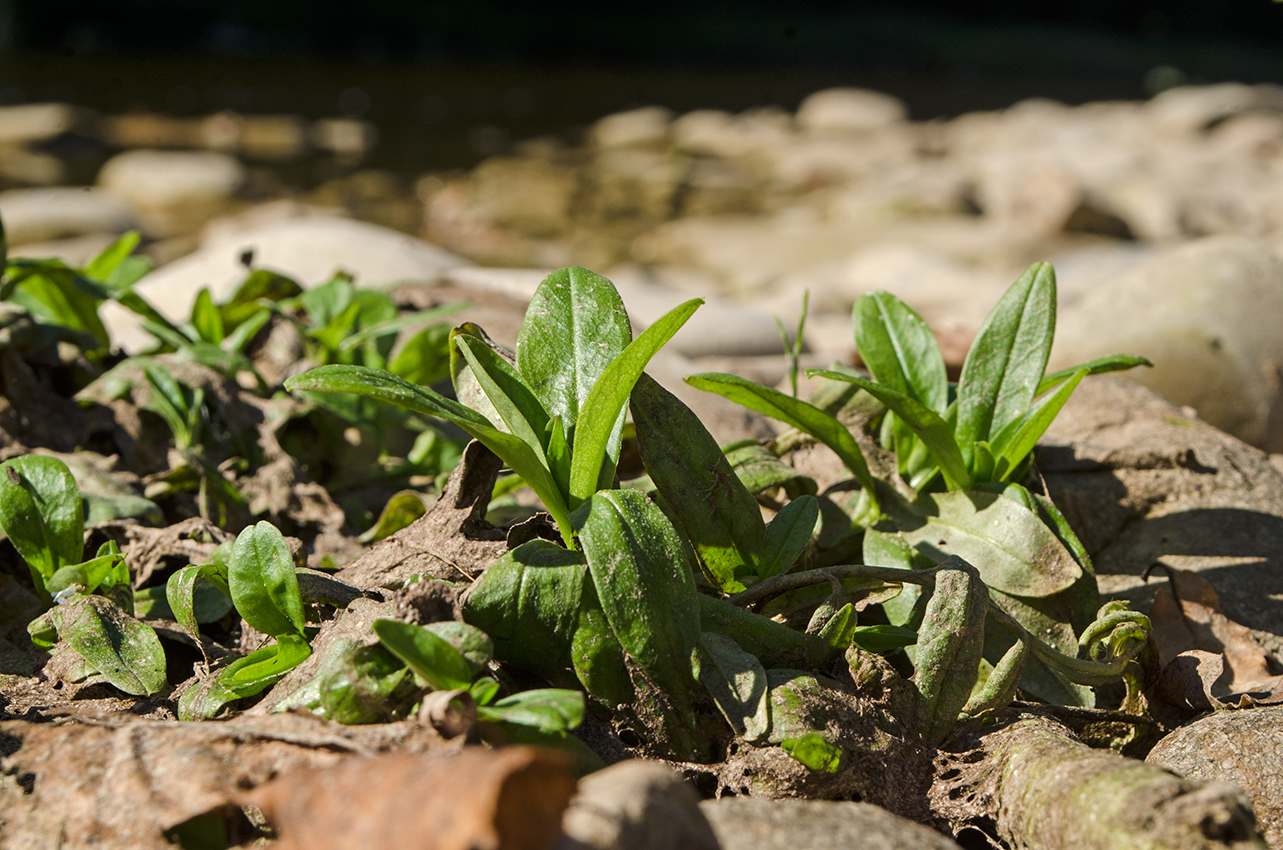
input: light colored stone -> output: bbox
[102,217,470,352]
[556,760,719,850]
[700,798,962,850]
[590,106,673,150]
[311,118,378,161]
[468,156,578,237]
[671,108,793,160]
[0,187,136,246]
[98,149,245,209]
[9,233,119,267]
[1051,236,1283,451]
[588,149,687,221]
[0,103,87,145]
[1146,82,1283,134]
[101,112,203,149]
[795,87,907,134]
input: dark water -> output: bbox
[0,47,1272,179]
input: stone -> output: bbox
[198,113,309,160]
[1147,706,1283,850]
[101,112,203,149]
[699,798,962,850]
[1146,83,1283,135]
[97,149,247,237]
[8,233,119,266]
[590,106,674,150]
[587,149,687,222]
[467,156,579,237]
[1039,376,1283,648]
[671,108,793,160]
[1050,236,1283,451]
[101,217,470,352]
[795,88,908,134]
[556,760,719,850]
[0,187,136,246]
[311,118,378,162]
[0,103,88,145]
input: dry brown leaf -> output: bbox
[243,745,576,850]
[0,712,451,850]
[1147,568,1283,709]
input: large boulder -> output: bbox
[1050,237,1283,452]
[97,149,246,237]
[0,187,135,246]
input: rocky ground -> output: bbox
[3,82,1283,848]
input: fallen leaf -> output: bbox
[244,745,576,850]
[1147,568,1283,709]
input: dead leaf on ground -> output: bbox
[243,745,576,850]
[1147,567,1283,710]
[0,712,453,850]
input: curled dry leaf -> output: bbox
[243,745,576,850]
[1147,568,1283,711]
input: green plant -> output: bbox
[168,521,315,719]
[285,267,702,546]
[1,454,168,696]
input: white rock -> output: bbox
[98,149,246,209]
[0,103,87,145]
[671,108,793,159]
[590,106,673,150]
[1146,83,1283,134]
[0,187,136,246]
[9,233,119,267]
[1051,236,1283,450]
[102,217,470,352]
[795,87,907,134]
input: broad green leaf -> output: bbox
[760,495,819,579]
[882,488,1082,599]
[574,489,701,698]
[569,297,702,503]
[389,322,453,386]
[853,291,947,413]
[0,455,84,594]
[956,262,1056,451]
[686,373,878,518]
[299,275,354,328]
[453,331,551,462]
[152,568,232,628]
[191,288,225,344]
[9,267,110,347]
[809,369,972,491]
[317,643,412,725]
[470,677,501,705]
[697,594,810,669]
[285,365,574,542]
[462,539,586,683]
[219,269,303,330]
[83,231,140,282]
[780,732,844,772]
[373,618,473,691]
[423,621,494,676]
[50,594,167,696]
[339,302,467,352]
[219,633,312,696]
[850,624,918,653]
[723,441,817,499]
[696,632,771,742]
[45,541,127,597]
[811,602,858,668]
[545,416,572,503]
[1037,353,1152,394]
[571,582,635,707]
[476,688,585,734]
[358,490,431,543]
[227,522,306,639]
[990,367,1088,481]
[862,524,923,627]
[515,267,633,432]
[630,373,765,592]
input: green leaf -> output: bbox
[166,562,231,641]
[462,539,586,683]
[574,490,701,697]
[0,455,84,596]
[809,369,973,491]
[286,365,574,543]
[219,633,312,696]
[219,269,303,329]
[850,624,918,653]
[389,322,453,386]
[476,688,585,734]
[955,262,1057,451]
[9,266,110,347]
[423,621,494,676]
[317,643,412,725]
[723,441,817,499]
[45,541,127,597]
[372,618,474,691]
[1037,353,1152,394]
[545,416,572,502]
[862,524,923,627]
[989,367,1088,481]
[882,488,1082,599]
[760,495,819,578]
[570,582,635,707]
[696,632,771,742]
[685,373,878,518]
[227,521,306,639]
[83,231,140,282]
[516,267,633,432]
[299,275,354,328]
[853,291,948,413]
[339,302,466,352]
[568,297,702,503]
[453,331,551,462]
[630,373,766,592]
[780,732,844,773]
[358,490,430,543]
[49,594,167,696]
[190,288,225,344]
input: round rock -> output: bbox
[796,88,908,134]
[700,798,962,850]
[0,187,136,246]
